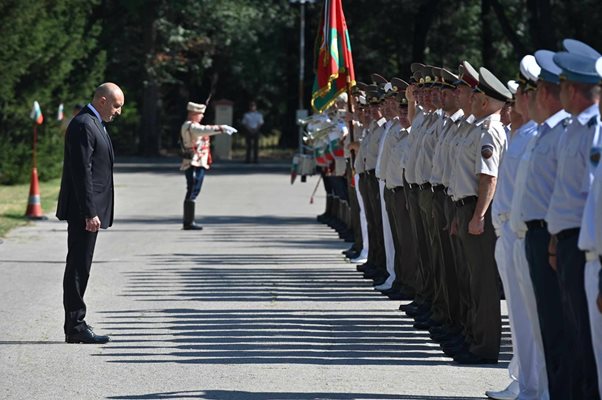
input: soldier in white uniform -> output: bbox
[180,102,230,230]
[579,69,602,393]
[579,57,602,398]
[487,56,544,400]
[382,79,417,300]
[440,61,479,357]
[374,77,403,292]
[413,67,448,331]
[402,67,439,323]
[449,67,511,364]
[427,67,465,346]
[510,49,572,400]
[546,49,601,399]
[358,85,388,282]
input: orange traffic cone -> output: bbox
[25,168,45,219]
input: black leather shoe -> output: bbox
[356,262,375,272]
[372,276,389,286]
[414,318,440,331]
[363,268,383,279]
[66,327,110,344]
[345,251,360,260]
[399,301,417,312]
[453,350,497,365]
[183,223,203,230]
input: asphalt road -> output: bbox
[0,159,509,399]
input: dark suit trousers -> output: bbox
[347,169,363,253]
[418,188,445,322]
[525,226,569,400]
[456,203,500,360]
[444,195,471,333]
[384,186,417,294]
[432,190,461,327]
[63,218,98,334]
[245,133,259,163]
[556,230,600,400]
[366,173,386,270]
[404,185,430,304]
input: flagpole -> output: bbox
[32,123,37,170]
[346,84,355,168]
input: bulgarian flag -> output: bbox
[311,0,356,113]
[30,101,44,125]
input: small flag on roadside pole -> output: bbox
[30,101,44,125]
[57,103,64,121]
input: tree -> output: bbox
[0,0,105,184]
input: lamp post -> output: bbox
[290,0,316,153]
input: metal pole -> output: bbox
[298,2,305,153]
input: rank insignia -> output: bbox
[591,147,601,167]
[481,144,494,159]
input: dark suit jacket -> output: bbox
[56,106,115,228]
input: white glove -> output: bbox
[222,125,237,135]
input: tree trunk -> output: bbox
[526,0,556,50]
[411,0,442,63]
[139,3,160,155]
[490,0,528,59]
[481,0,494,69]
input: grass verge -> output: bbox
[0,178,61,238]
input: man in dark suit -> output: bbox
[56,82,124,344]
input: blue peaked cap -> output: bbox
[552,51,601,84]
[563,38,602,59]
[535,50,562,84]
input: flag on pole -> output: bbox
[311,0,355,113]
[30,101,44,125]
[57,103,64,121]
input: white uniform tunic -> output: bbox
[431,109,464,186]
[451,113,507,201]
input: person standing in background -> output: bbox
[241,101,264,163]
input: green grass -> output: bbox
[0,178,61,237]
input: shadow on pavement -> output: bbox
[114,157,290,176]
[107,389,488,399]
[93,192,511,371]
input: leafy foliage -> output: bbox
[2,0,602,184]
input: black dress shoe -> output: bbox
[345,251,361,260]
[399,301,417,312]
[413,317,440,330]
[453,350,498,365]
[356,262,372,272]
[66,327,110,344]
[183,223,203,230]
[363,268,384,279]
[372,276,389,286]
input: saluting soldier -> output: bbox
[440,62,480,354]
[382,78,417,300]
[427,67,465,346]
[180,102,232,230]
[359,85,388,283]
